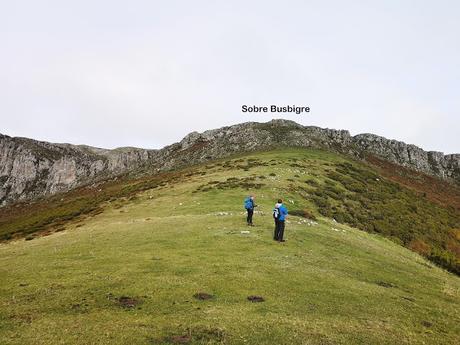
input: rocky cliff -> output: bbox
[1,120,459,206]
[0,134,157,205]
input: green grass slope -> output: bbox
[0,149,459,344]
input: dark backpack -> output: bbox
[273,207,280,219]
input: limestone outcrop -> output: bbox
[1,120,458,206]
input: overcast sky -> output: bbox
[1,1,459,153]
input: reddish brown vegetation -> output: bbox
[408,239,431,256]
[365,155,460,211]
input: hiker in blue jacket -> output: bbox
[244,195,257,226]
[273,199,288,242]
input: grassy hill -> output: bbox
[1,149,459,344]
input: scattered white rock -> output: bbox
[241,230,250,234]
[295,218,318,226]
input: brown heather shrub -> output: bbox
[408,239,431,256]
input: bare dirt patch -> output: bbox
[151,326,226,344]
[117,296,141,308]
[247,295,265,302]
[193,292,214,300]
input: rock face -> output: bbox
[0,135,157,205]
[1,119,459,206]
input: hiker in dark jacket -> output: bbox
[244,195,257,226]
[273,199,288,241]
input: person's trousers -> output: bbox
[275,220,285,241]
[274,219,279,240]
[247,209,254,224]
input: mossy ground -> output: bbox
[0,149,459,344]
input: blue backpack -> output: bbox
[244,197,252,210]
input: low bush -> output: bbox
[289,209,317,220]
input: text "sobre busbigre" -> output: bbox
[242,105,310,114]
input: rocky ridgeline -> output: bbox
[1,120,459,206]
[153,120,460,181]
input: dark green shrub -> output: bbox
[305,179,319,187]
